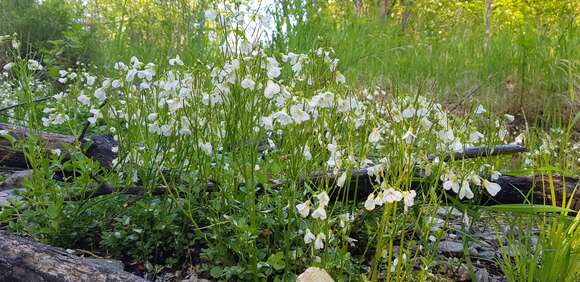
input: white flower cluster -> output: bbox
[441,170,502,200]
[364,187,416,212]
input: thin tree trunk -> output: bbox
[379,0,388,18]
[401,0,412,31]
[483,0,492,51]
[354,0,363,16]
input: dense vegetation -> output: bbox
[0,0,578,281]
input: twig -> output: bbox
[78,100,107,141]
[0,96,54,114]
[427,144,527,162]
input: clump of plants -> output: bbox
[0,4,578,281]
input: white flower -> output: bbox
[463,212,471,226]
[260,116,274,130]
[160,124,171,136]
[94,88,106,102]
[310,92,335,108]
[317,191,330,206]
[438,129,455,143]
[469,174,482,186]
[335,72,346,84]
[337,172,347,187]
[421,117,433,130]
[402,108,416,118]
[443,177,460,193]
[459,180,474,200]
[367,165,383,177]
[148,123,161,134]
[402,190,416,208]
[51,149,62,156]
[475,104,486,114]
[483,179,501,196]
[504,114,515,123]
[383,188,403,203]
[3,63,14,71]
[169,55,184,66]
[86,75,96,86]
[303,145,312,160]
[77,94,91,106]
[290,105,310,124]
[11,38,20,49]
[273,111,293,126]
[303,229,315,244]
[469,131,484,143]
[204,9,217,21]
[314,233,326,250]
[364,193,376,211]
[27,59,43,71]
[513,133,525,145]
[498,128,508,140]
[264,80,280,99]
[241,77,255,90]
[450,139,463,153]
[391,257,399,273]
[126,69,137,82]
[491,171,501,181]
[373,191,384,206]
[311,206,327,220]
[402,128,415,144]
[267,66,281,79]
[147,113,158,122]
[327,141,338,153]
[291,61,303,74]
[198,142,212,156]
[111,80,121,88]
[296,201,311,218]
[368,128,381,143]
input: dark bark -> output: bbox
[0,123,116,169]
[2,122,575,210]
[0,230,147,282]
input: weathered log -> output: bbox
[487,175,580,210]
[0,230,147,282]
[4,124,572,210]
[426,144,527,161]
[0,123,116,169]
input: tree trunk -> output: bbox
[354,0,363,16]
[400,0,412,31]
[380,0,396,19]
[0,230,146,282]
[483,0,492,51]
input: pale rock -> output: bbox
[297,267,334,282]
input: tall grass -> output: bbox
[277,10,579,123]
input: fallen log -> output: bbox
[2,124,575,210]
[313,168,579,210]
[58,170,578,211]
[0,230,147,282]
[0,123,116,169]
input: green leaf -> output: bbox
[485,204,575,214]
[210,266,223,278]
[266,252,286,271]
[47,67,60,79]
